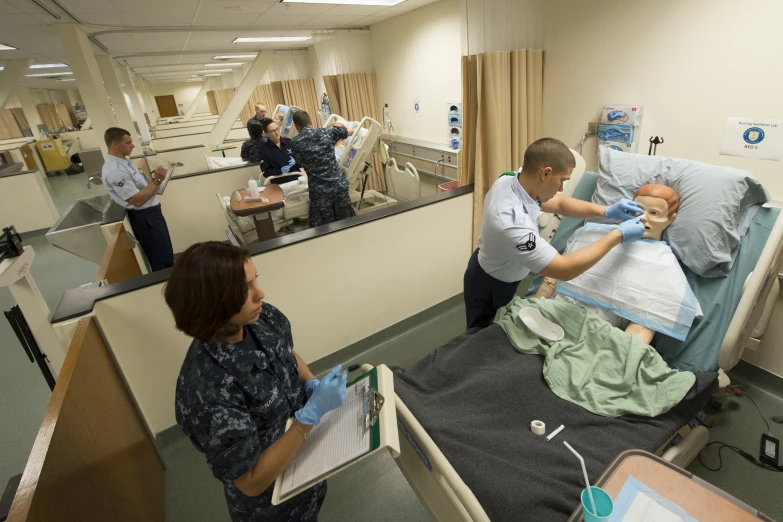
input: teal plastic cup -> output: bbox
[581,487,613,522]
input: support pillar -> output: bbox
[184,78,211,120]
[119,66,151,143]
[56,24,117,153]
[0,59,32,110]
[15,86,44,138]
[95,55,137,141]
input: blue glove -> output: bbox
[295,365,347,426]
[618,217,645,243]
[281,165,291,173]
[305,378,319,399]
[287,156,296,168]
[605,198,643,221]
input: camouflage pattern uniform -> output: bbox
[241,137,265,164]
[247,116,265,132]
[290,125,356,228]
[175,302,326,521]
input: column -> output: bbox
[119,66,151,143]
[231,67,245,89]
[202,51,273,166]
[56,24,117,153]
[0,59,32,110]
[140,80,158,122]
[15,86,44,138]
[95,55,137,141]
[184,77,211,120]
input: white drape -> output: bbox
[261,50,312,84]
[461,0,543,55]
[313,30,374,75]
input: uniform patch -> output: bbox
[114,179,126,187]
[516,233,536,251]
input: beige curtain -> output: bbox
[206,91,218,115]
[37,104,62,132]
[0,110,23,140]
[241,82,285,123]
[281,79,321,127]
[322,72,385,191]
[460,49,543,248]
[56,104,74,129]
[10,108,29,134]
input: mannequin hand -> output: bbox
[605,198,643,221]
[294,365,346,425]
[618,217,645,243]
[305,378,319,399]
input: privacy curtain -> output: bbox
[56,104,74,129]
[206,91,218,115]
[0,109,23,140]
[322,72,385,191]
[10,108,29,134]
[460,49,543,248]
[241,82,285,123]
[281,79,321,127]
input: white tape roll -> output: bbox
[531,420,546,435]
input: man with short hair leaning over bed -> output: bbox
[464,137,646,329]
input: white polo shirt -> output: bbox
[477,174,557,283]
[102,154,159,210]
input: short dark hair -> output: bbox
[248,122,264,139]
[260,118,277,134]
[164,242,251,342]
[293,110,311,128]
[104,127,130,147]
[521,137,575,175]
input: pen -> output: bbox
[546,424,565,441]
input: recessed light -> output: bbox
[203,63,243,67]
[281,0,402,4]
[26,72,74,77]
[30,63,68,69]
[0,44,17,51]
[197,69,232,73]
[213,54,256,60]
[233,37,311,43]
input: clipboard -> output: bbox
[155,165,175,195]
[271,364,399,505]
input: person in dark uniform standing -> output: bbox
[290,111,355,228]
[241,121,268,163]
[247,103,267,132]
[165,241,347,522]
[258,119,300,185]
[102,127,174,271]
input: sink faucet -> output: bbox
[87,175,103,189]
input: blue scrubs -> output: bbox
[259,137,300,185]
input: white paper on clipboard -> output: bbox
[155,166,175,195]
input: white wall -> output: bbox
[146,82,211,116]
[542,0,783,198]
[370,0,461,145]
[93,192,473,433]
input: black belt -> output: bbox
[127,204,161,215]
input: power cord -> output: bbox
[725,385,772,434]
[698,441,783,473]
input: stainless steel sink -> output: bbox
[46,194,114,264]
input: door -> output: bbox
[155,95,179,118]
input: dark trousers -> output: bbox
[463,248,520,329]
[127,204,174,272]
[309,190,356,228]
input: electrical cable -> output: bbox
[698,441,783,473]
[729,385,772,434]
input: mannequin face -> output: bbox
[634,195,676,240]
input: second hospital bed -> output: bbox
[380,169,783,521]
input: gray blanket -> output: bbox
[393,325,717,522]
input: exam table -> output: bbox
[384,171,783,521]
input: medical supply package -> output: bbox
[557,223,702,341]
[598,124,635,144]
[599,140,634,153]
[600,105,643,126]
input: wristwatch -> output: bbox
[152,177,162,185]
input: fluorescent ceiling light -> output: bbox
[26,72,74,77]
[30,63,68,69]
[186,79,204,82]
[233,37,311,43]
[0,44,17,51]
[57,79,75,82]
[281,0,402,4]
[198,69,232,73]
[203,74,222,77]
[203,62,243,67]
[213,54,256,59]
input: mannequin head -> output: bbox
[633,184,679,240]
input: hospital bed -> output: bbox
[384,158,421,202]
[273,104,301,139]
[375,158,783,521]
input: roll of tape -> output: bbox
[531,420,546,435]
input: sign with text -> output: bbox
[720,117,783,161]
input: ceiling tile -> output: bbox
[192,11,254,26]
[354,15,387,26]
[0,24,55,35]
[0,13,45,26]
[110,0,200,14]
[119,12,194,26]
[264,3,334,16]
[325,5,387,16]
[250,13,313,26]
[197,0,275,15]
[0,1,20,13]
[74,13,124,25]
[59,0,117,13]
[7,0,59,13]
[300,15,364,29]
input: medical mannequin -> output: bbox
[535,184,679,343]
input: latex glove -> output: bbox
[287,156,296,168]
[618,217,645,243]
[295,365,347,426]
[281,165,291,174]
[605,198,643,221]
[305,378,319,399]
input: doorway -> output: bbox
[155,95,179,118]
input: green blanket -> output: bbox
[494,297,696,418]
